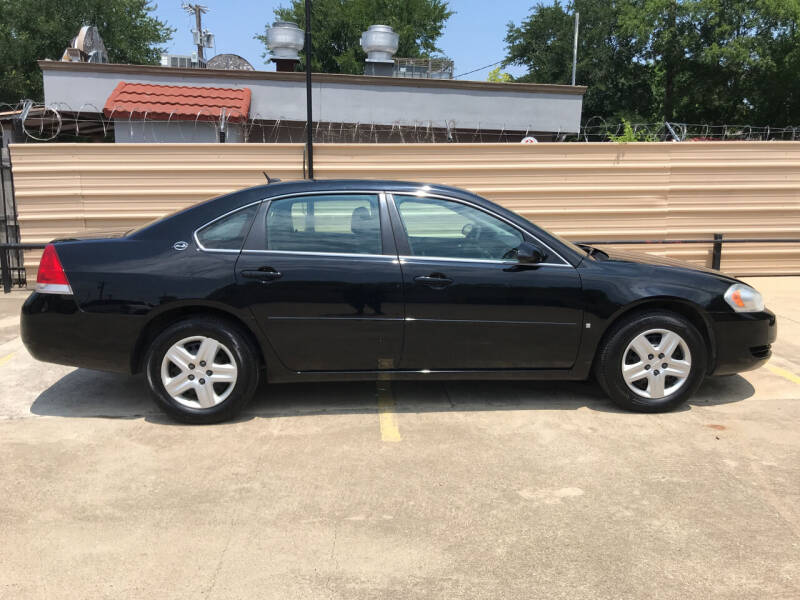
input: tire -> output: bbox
[594,310,707,412]
[145,316,260,424]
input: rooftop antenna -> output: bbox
[182,3,213,61]
[263,171,281,184]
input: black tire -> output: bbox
[594,310,707,412]
[145,316,260,424]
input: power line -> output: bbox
[453,60,504,79]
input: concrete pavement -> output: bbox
[0,278,799,599]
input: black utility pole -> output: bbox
[304,0,314,179]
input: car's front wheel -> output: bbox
[595,310,707,412]
[145,316,260,423]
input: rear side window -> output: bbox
[196,204,258,250]
[266,194,381,255]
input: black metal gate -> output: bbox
[0,136,24,288]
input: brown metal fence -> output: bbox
[9,141,800,278]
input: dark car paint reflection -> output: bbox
[20,179,775,383]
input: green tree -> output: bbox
[506,0,800,126]
[607,118,658,142]
[504,1,653,122]
[258,0,453,74]
[487,66,512,82]
[619,0,800,124]
[0,0,173,106]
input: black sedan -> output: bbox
[21,180,776,423]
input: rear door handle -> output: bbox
[414,274,453,288]
[240,267,282,281]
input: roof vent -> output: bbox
[265,21,304,60]
[61,25,108,64]
[361,25,399,63]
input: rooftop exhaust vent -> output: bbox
[61,25,108,64]
[266,21,304,60]
[360,25,399,63]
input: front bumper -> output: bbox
[710,309,777,375]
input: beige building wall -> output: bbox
[10,141,800,277]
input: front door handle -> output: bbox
[240,267,282,281]
[414,273,453,288]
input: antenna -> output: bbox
[263,172,282,184]
[182,3,212,61]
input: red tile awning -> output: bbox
[103,82,251,122]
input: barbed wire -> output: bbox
[3,102,800,144]
[576,117,800,142]
[1,102,546,144]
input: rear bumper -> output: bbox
[21,292,140,373]
[710,309,777,376]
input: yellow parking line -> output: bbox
[0,352,15,367]
[765,364,800,386]
[377,383,402,442]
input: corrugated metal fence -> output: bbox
[10,141,800,276]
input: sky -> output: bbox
[154,0,537,79]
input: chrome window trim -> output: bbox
[398,255,572,267]
[389,192,571,267]
[241,248,394,260]
[194,189,572,267]
[195,190,389,256]
[263,190,388,200]
[193,200,263,253]
[260,190,387,257]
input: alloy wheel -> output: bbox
[621,328,692,399]
[160,336,238,409]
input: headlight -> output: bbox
[724,283,764,313]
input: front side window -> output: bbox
[395,196,523,260]
[266,194,381,255]
[196,204,258,250]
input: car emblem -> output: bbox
[173,241,189,251]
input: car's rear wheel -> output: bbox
[145,316,259,423]
[595,310,707,412]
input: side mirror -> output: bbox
[516,242,546,264]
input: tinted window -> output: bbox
[395,196,523,260]
[266,194,381,255]
[196,204,258,250]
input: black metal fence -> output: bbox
[1,243,44,293]
[3,235,800,294]
[0,138,23,289]
[576,235,800,271]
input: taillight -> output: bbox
[36,244,72,294]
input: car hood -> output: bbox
[594,246,740,282]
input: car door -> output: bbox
[389,193,584,370]
[236,191,404,371]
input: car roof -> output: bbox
[245,179,477,199]
[130,178,586,267]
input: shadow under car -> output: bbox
[29,370,756,424]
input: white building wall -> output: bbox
[42,62,585,134]
[112,120,243,143]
